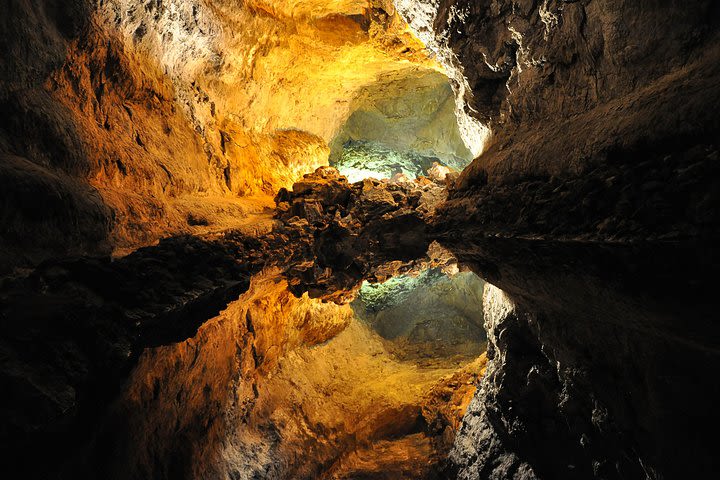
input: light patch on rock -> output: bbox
[394,0,490,157]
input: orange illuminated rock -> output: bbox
[109,269,484,479]
[1,0,444,269]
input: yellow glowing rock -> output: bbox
[33,0,455,254]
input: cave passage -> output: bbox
[352,268,487,367]
[3,1,720,479]
[100,261,490,480]
[329,69,476,181]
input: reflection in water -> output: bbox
[439,237,720,478]
[352,268,486,367]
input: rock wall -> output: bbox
[441,240,720,479]
[329,68,474,174]
[448,284,537,479]
[4,1,720,479]
[84,268,484,480]
[0,0,442,271]
[352,268,486,364]
[0,233,261,478]
[0,165,470,479]
[398,0,720,240]
[99,270,352,479]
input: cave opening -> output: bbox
[328,69,479,182]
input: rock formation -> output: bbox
[352,268,486,364]
[443,238,720,479]
[0,0,442,271]
[328,69,475,179]
[396,0,720,240]
[0,165,476,478]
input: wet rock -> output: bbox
[435,144,720,242]
[352,268,487,365]
[447,284,538,479]
[399,0,720,243]
[328,70,475,177]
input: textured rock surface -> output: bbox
[442,239,720,479]
[274,166,449,301]
[329,69,474,178]
[396,0,720,241]
[26,263,485,479]
[0,166,468,479]
[332,140,456,182]
[0,0,443,271]
[391,3,720,476]
[99,270,353,479]
[3,1,720,479]
[0,234,262,478]
[448,284,537,480]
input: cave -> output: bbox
[328,69,477,181]
[1,1,720,480]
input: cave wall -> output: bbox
[352,269,486,363]
[399,0,720,145]
[0,0,442,270]
[89,267,483,480]
[399,0,720,240]
[95,269,352,479]
[3,1,719,479]
[443,242,720,479]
